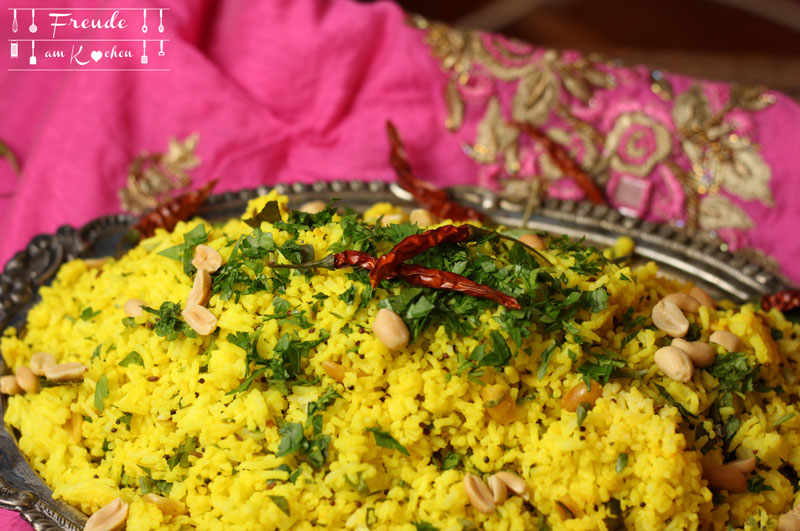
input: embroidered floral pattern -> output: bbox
[413,16,777,257]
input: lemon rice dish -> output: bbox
[2,192,800,531]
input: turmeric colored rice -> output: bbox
[3,191,800,530]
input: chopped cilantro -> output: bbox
[91,344,102,360]
[440,452,462,471]
[167,436,199,470]
[537,341,558,379]
[413,522,439,531]
[577,352,626,387]
[277,422,304,457]
[615,453,628,473]
[771,328,783,340]
[707,353,759,394]
[80,307,101,321]
[773,412,796,427]
[117,412,133,430]
[576,402,591,427]
[119,351,144,367]
[94,374,109,412]
[138,466,172,496]
[338,286,357,305]
[365,427,410,456]
[121,317,137,328]
[269,495,291,516]
[747,474,774,493]
[244,201,282,227]
[142,302,198,341]
[654,383,697,420]
[582,288,608,313]
[306,387,341,428]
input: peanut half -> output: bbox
[409,209,437,227]
[15,366,39,394]
[493,471,530,501]
[561,381,602,413]
[182,305,217,336]
[709,330,743,353]
[124,298,146,318]
[463,473,495,514]
[142,493,187,516]
[482,383,517,425]
[29,352,56,376]
[298,200,327,214]
[44,362,87,382]
[703,463,747,492]
[689,286,715,309]
[187,269,212,307]
[487,475,507,505]
[651,299,689,337]
[728,457,756,474]
[671,338,715,368]
[654,346,694,383]
[662,293,700,313]
[778,509,800,531]
[84,497,129,531]
[192,244,222,273]
[372,308,409,351]
[0,375,22,395]
[518,233,546,250]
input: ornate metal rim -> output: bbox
[0,180,789,530]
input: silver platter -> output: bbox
[0,181,789,530]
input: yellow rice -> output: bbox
[2,191,800,530]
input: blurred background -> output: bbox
[395,0,800,100]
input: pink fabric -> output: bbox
[1,0,800,528]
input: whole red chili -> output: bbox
[762,289,800,312]
[133,179,218,239]
[369,225,489,287]
[514,122,605,206]
[272,249,521,309]
[387,121,484,222]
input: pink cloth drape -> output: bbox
[1,0,800,528]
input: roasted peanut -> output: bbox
[0,375,22,395]
[519,233,546,250]
[298,200,327,214]
[187,269,212,307]
[83,257,108,269]
[142,493,187,516]
[778,509,800,531]
[192,244,222,273]
[654,346,694,382]
[689,286,715,309]
[66,412,83,444]
[728,457,756,474]
[44,362,87,381]
[663,293,700,313]
[15,366,39,394]
[372,308,409,350]
[182,304,217,335]
[409,209,437,227]
[379,213,406,226]
[463,473,495,514]
[84,497,129,531]
[29,352,56,376]
[710,330,743,352]
[493,471,530,501]
[487,474,507,505]
[561,380,602,413]
[703,463,747,492]
[671,338,715,368]
[124,298,146,318]
[481,383,517,425]
[651,299,689,337]
[321,360,347,383]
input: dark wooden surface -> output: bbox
[397,0,800,100]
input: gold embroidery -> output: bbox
[119,133,200,214]
[467,97,520,173]
[539,127,598,180]
[415,17,778,259]
[603,112,672,177]
[511,69,559,127]
[698,195,755,231]
[444,78,465,131]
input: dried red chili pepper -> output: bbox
[762,289,800,312]
[387,121,484,222]
[514,122,606,206]
[133,179,218,239]
[369,224,488,287]
[270,249,521,309]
